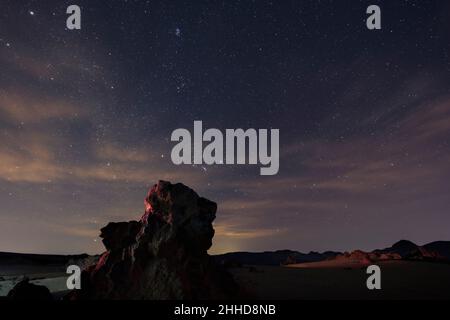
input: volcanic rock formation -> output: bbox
[66,181,239,300]
[7,278,53,301]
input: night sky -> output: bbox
[0,0,449,255]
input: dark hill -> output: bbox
[214,250,340,266]
[0,252,89,266]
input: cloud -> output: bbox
[0,153,63,183]
[0,139,204,184]
[396,96,450,141]
[214,224,285,239]
[204,93,450,253]
[96,144,152,163]
[0,36,111,89]
[0,89,88,123]
[0,85,203,184]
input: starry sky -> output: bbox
[0,0,449,255]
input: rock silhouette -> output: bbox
[66,180,239,300]
[7,278,53,301]
[376,240,447,261]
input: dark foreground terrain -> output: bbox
[231,260,450,299]
[2,182,448,300]
[2,238,450,299]
[2,258,450,299]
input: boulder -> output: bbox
[66,181,239,300]
[7,278,53,301]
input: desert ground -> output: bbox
[231,261,450,299]
[2,258,450,299]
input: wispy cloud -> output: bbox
[0,89,87,123]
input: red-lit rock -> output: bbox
[66,180,239,300]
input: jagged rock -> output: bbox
[100,221,141,251]
[336,250,373,265]
[66,181,239,300]
[375,240,447,261]
[424,241,450,260]
[7,278,53,301]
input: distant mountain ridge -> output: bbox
[424,241,450,260]
[0,252,89,266]
[214,240,450,266]
[1,240,449,268]
[214,250,340,266]
[375,240,450,261]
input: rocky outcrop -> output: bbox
[375,240,447,261]
[327,240,449,266]
[7,278,53,301]
[334,250,402,266]
[423,241,450,260]
[66,181,239,300]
